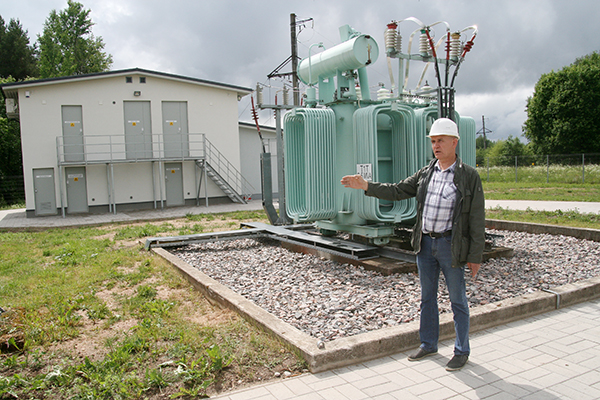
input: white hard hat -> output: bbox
[427,118,459,138]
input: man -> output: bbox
[341,117,485,371]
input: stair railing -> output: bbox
[201,134,255,200]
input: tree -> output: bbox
[523,51,600,155]
[0,77,24,204]
[475,136,493,150]
[486,136,532,166]
[0,77,22,175]
[475,137,495,166]
[37,0,112,78]
[0,16,38,80]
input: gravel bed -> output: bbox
[172,230,600,342]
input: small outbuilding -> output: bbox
[1,68,276,217]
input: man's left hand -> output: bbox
[467,262,480,278]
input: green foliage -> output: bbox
[178,223,205,236]
[483,136,533,166]
[524,51,600,155]
[0,122,21,196]
[0,77,23,180]
[476,138,495,166]
[482,181,600,202]
[478,161,600,185]
[114,223,175,240]
[475,136,494,151]
[0,16,38,80]
[37,0,112,78]
[206,344,232,372]
[0,18,32,204]
[185,210,267,222]
[486,207,600,229]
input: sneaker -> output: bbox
[446,354,469,371]
[407,347,437,361]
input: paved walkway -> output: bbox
[213,298,600,400]
[0,200,266,229]
[1,200,599,230]
[486,200,600,215]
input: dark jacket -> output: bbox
[365,156,485,267]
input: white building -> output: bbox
[1,68,279,217]
[238,121,279,198]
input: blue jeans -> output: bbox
[417,234,470,356]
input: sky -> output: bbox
[3,0,599,141]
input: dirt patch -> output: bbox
[1,214,303,399]
[47,284,138,363]
[0,307,25,352]
[48,316,138,363]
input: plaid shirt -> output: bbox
[422,161,457,233]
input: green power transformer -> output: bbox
[283,21,478,244]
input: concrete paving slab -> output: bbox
[210,298,600,399]
[486,200,600,214]
[0,200,265,230]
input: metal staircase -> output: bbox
[196,136,254,204]
[196,160,248,204]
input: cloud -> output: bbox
[457,86,534,141]
[90,0,133,25]
[3,0,599,143]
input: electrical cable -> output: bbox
[251,95,266,153]
[450,29,477,87]
[425,27,442,88]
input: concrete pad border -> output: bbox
[486,218,600,242]
[153,222,600,372]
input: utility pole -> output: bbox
[267,13,312,106]
[290,13,300,106]
[260,13,312,225]
[477,115,492,149]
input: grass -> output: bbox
[482,182,600,202]
[481,182,600,229]
[0,202,25,211]
[0,211,303,399]
[477,163,600,185]
[486,207,600,229]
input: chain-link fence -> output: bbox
[477,153,600,184]
[0,175,25,207]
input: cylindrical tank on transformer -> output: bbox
[298,35,379,85]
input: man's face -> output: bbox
[430,135,458,163]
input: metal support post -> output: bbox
[260,153,279,224]
[152,161,157,209]
[157,161,163,210]
[204,161,208,208]
[546,154,550,184]
[195,161,200,206]
[58,165,65,218]
[111,163,116,214]
[106,164,112,213]
[582,153,585,184]
[275,108,290,224]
